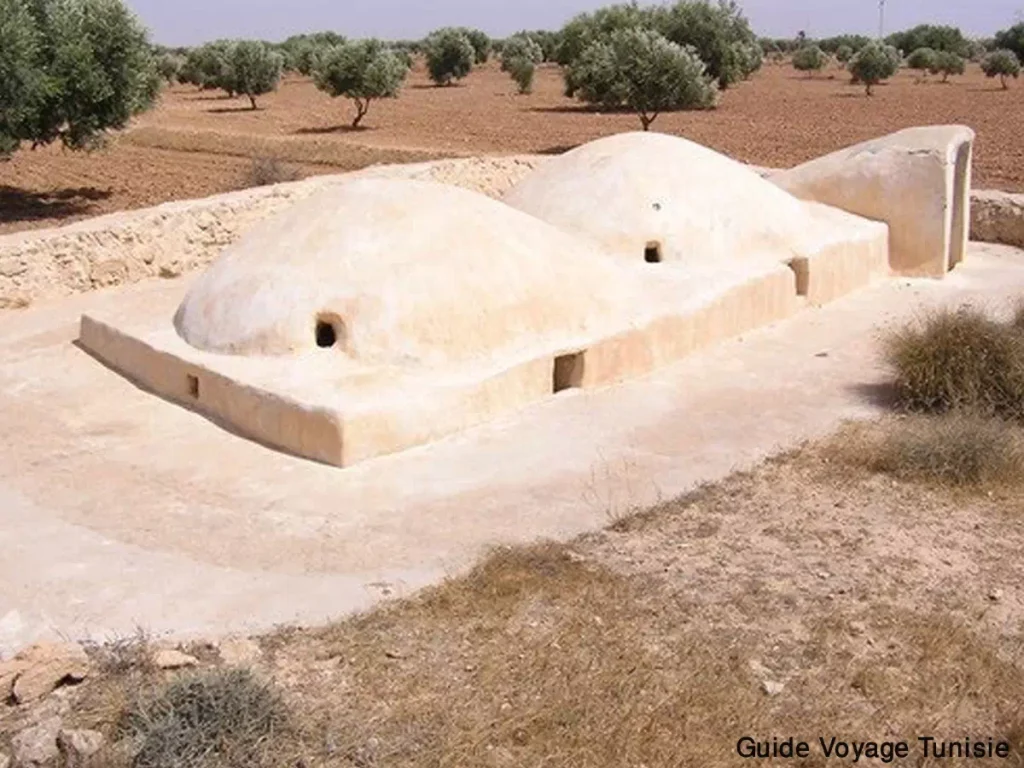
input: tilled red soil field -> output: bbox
[1,59,1022,234]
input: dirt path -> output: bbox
[1,243,1022,654]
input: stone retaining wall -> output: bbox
[0,155,1021,310]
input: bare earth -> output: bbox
[2,60,1023,234]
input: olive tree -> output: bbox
[887,24,968,56]
[227,41,283,109]
[500,33,543,94]
[312,39,409,127]
[557,1,759,90]
[156,52,184,83]
[453,27,491,63]
[180,42,235,93]
[566,27,716,131]
[929,51,965,82]
[424,27,475,86]
[849,41,900,95]
[0,0,159,158]
[792,45,826,76]
[656,0,760,88]
[981,49,1021,89]
[281,32,345,74]
[994,23,1024,63]
[906,47,938,75]
[834,44,854,67]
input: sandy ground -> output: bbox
[1,242,1023,655]
[2,60,1022,233]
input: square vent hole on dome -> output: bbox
[186,374,200,399]
[644,241,663,264]
[786,258,810,297]
[315,313,346,349]
[553,351,585,393]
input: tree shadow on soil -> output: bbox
[537,144,579,155]
[528,104,610,115]
[293,124,369,135]
[0,186,112,225]
[207,106,260,114]
[184,93,235,101]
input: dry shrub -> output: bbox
[883,305,1024,420]
[1013,299,1024,333]
[242,157,303,188]
[82,629,155,677]
[118,668,294,768]
[824,414,1024,488]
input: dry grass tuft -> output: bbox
[118,667,294,768]
[83,629,155,678]
[824,414,1024,488]
[1013,299,1024,333]
[254,540,1024,768]
[883,305,1024,421]
[242,157,303,188]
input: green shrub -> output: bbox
[884,306,1024,421]
[312,39,409,126]
[501,34,543,94]
[849,41,900,95]
[835,44,854,66]
[121,668,292,768]
[981,49,1021,88]
[0,0,159,157]
[566,27,717,131]
[792,45,826,75]
[424,27,475,86]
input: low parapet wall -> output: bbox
[0,155,1022,310]
[971,190,1024,250]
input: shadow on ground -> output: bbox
[0,186,112,225]
[292,125,369,135]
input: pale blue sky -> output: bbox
[128,0,1024,47]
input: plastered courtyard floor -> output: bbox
[2,241,1024,655]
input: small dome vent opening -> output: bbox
[316,320,337,348]
[644,241,663,263]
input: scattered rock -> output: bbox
[0,752,10,768]
[57,728,104,768]
[11,716,61,768]
[158,262,184,279]
[988,588,1004,603]
[849,621,868,636]
[0,643,90,705]
[152,649,199,670]
[761,680,785,697]
[217,636,262,666]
